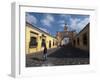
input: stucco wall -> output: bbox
[72,23,89,51]
[25,25,57,54]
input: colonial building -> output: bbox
[56,23,76,46]
[72,23,89,51]
[26,22,57,54]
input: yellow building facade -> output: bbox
[72,23,89,51]
[26,22,57,54]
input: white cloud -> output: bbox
[77,18,89,30]
[26,13,37,24]
[41,19,51,27]
[46,14,54,22]
[59,15,71,28]
[58,20,65,24]
[60,24,65,28]
[58,20,65,28]
[60,14,71,19]
[69,18,89,32]
[60,14,67,17]
[58,20,69,29]
[41,14,54,27]
[39,27,49,33]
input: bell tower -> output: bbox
[64,23,67,31]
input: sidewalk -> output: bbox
[26,47,60,67]
[26,57,89,67]
[26,47,60,58]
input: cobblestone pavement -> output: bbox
[26,45,89,67]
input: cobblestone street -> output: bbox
[26,45,89,67]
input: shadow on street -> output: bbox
[26,44,89,67]
[48,45,89,58]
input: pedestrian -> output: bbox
[43,44,47,61]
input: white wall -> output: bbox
[0,0,100,80]
[61,37,69,45]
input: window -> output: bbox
[65,40,67,43]
[29,37,37,48]
[73,40,76,45]
[55,41,57,46]
[41,39,46,47]
[83,33,87,45]
[49,40,51,48]
[53,40,55,46]
[77,38,80,45]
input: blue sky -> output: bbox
[26,12,89,36]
